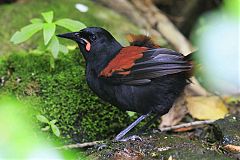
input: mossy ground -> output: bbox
[88,133,230,160]
[88,116,240,159]
[0,51,132,142]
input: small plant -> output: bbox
[10,11,86,68]
[36,114,60,137]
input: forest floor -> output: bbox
[71,115,240,159]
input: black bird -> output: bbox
[57,27,193,141]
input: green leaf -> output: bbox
[36,115,49,123]
[41,125,50,131]
[50,119,57,125]
[43,23,56,45]
[51,124,60,137]
[10,23,43,44]
[41,11,54,23]
[126,111,135,117]
[59,44,68,54]
[55,18,86,31]
[48,35,59,58]
[49,56,55,69]
[30,18,43,24]
[66,45,77,50]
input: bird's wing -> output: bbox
[99,46,193,85]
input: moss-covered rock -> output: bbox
[0,51,132,142]
[212,115,240,146]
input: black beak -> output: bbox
[57,32,88,45]
[57,32,78,41]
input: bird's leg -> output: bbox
[118,113,161,142]
[114,113,151,141]
[136,113,162,134]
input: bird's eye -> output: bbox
[90,35,97,41]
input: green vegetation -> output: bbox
[0,0,139,55]
[37,114,61,137]
[10,10,86,68]
[0,97,85,159]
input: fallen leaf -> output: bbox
[160,94,188,128]
[173,126,194,132]
[224,144,240,152]
[168,155,174,160]
[187,96,228,120]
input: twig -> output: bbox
[160,94,188,128]
[160,120,215,132]
[185,77,210,96]
[55,140,103,150]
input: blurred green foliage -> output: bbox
[0,96,83,159]
[223,0,240,17]
[0,0,139,55]
[191,0,239,95]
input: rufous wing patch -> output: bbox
[99,46,147,77]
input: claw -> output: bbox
[96,144,108,150]
[117,135,142,142]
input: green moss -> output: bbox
[0,52,131,142]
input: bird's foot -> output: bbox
[116,135,142,142]
[95,143,108,151]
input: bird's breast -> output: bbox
[86,66,134,110]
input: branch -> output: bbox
[160,120,215,132]
[97,0,167,44]
[130,0,193,54]
[55,140,103,150]
[97,0,148,28]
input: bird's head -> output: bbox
[57,27,122,63]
